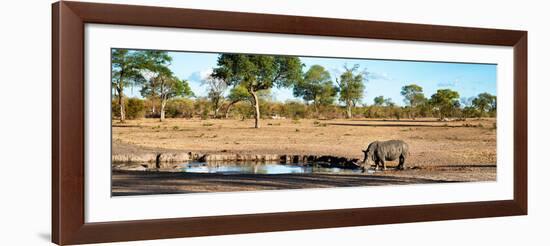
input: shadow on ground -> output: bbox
[112,170,457,196]
[327,122,462,128]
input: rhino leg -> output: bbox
[380,160,386,171]
[398,155,406,170]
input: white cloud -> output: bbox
[329,67,388,82]
[367,71,391,81]
[187,68,213,82]
[437,78,460,87]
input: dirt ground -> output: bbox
[112,117,497,195]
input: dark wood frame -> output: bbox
[52,1,527,245]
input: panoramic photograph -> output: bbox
[111,48,497,196]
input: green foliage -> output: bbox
[111,98,145,119]
[472,92,497,116]
[373,96,394,106]
[293,65,338,111]
[111,99,118,118]
[400,84,426,107]
[112,93,496,121]
[139,50,173,100]
[143,75,191,99]
[430,89,461,119]
[164,98,194,118]
[284,100,307,119]
[111,49,148,89]
[142,75,193,103]
[400,84,426,118]
[137,50,194,121]
[193,98,211,120]
[125,98,146,119]
[203,75,228,117]
[227,85,251,103]
[110,50,497,121]
[336,65,366,118]
[142,50,173,71]
[462,106,481,118]
[232,101,254,119]
[212,54,303,127]
[111,49,148,121]
[337,65,366,105]
[212,54,303,91]
[373,96,385,106]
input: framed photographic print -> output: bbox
[52,1,527,245]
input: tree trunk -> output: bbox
[250,90,261,128]
[224,101,238,118]
[313,101,319,116]
[213,98,221,118]
[118,88,125,122]
[213,106,219,118]
[346,101,352,119]
[160,100,166,122]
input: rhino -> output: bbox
[362,140,409,171]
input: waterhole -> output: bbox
[181,162,362,175]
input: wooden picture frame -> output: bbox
[52,1,527,245]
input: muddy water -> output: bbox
[181,162,362,175]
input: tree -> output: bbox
[373,96,386,106]
[373,96,394,106]
[472,92,497,117]
[293,65,338,114]
[212,54,303,128]
[111,49,147,122]
[202,75,228,118]
[371,96,395,118]
[400,84,426,119]
[141,68,193,121]
[384,98,396,107]
[139,51,173,116]
[429,89,460,119]
[223,85,251,118]
[335,65,366,118]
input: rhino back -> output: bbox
[379,140,407,160]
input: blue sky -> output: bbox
[124,51,496,106]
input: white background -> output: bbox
[85,24,514,223]
[0,0,547,245]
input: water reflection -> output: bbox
[181,162,361,175]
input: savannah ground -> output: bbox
[112,117,496,195]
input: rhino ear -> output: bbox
[362,149,367,153]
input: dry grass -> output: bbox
[112,117,496,194]
[113,117,496,167]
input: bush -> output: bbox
[111,96,497,121]
[111,99,119,118]
[193,98,211,119]
[111,98,145,119]
[283,100,307,119]
[165,98,194,118]
[232,102,254,119]
[125,98,146,119]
